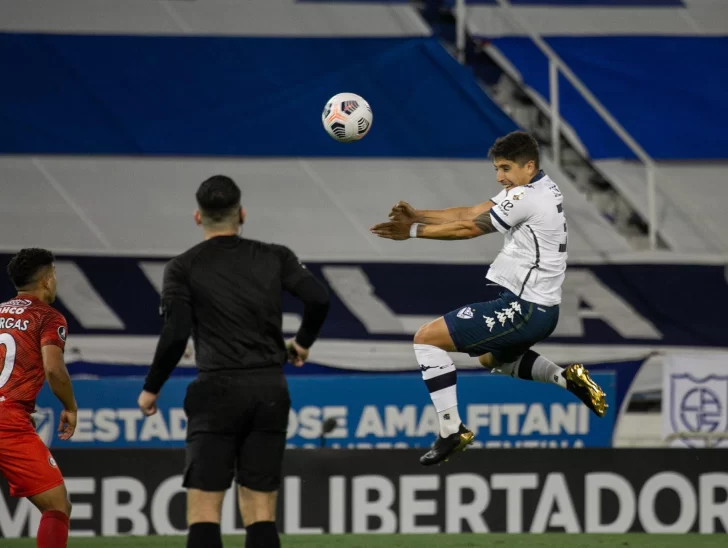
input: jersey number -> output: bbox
[0,333,17,389]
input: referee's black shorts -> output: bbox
[182,369,291,492]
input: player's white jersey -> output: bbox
[486,171,567,306]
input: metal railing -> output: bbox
[455,0,659,250]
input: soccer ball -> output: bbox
[322,93,373,142]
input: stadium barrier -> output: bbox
[33,375,618,450]
[1,449,726,537]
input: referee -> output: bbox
[137,175,330,548]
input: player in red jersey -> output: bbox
[0,248,77,548]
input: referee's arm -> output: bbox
[143,259,193,395]
[280,248,330,350]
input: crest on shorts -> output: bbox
[48,456,58,468]
[456,307,474,320]
[34,407,55,448]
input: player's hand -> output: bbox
[286,339,309,367]
[370,221,411,240]
[388,201,418,223]
[58,408,77,441]
[138,390,159,416]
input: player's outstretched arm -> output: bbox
[473,211,498,234]
[389,200,493,225]
[372,202,498,241]
[41,345,77,440]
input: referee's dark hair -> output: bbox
[196,175,242,226]
[488,131,540,170]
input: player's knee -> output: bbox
[413,324,428,345]
[29,484,71,515]
[414,318,452,350]
[414,321,438,346]
[33,496,70,515]
[47,497,71,515]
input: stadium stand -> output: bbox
[457,0,728,252]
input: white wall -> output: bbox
[0,155,631,260]
[0,0,430,36]
[464,0,728,38]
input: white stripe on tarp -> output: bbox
[55,261,125,329]
[61,334,728,371]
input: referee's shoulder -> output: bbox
[175,240,207,261]
[165,240,208,275]
[242,237,294,258]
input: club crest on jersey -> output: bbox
[57,326,67,342]
[512,190,526,200]
[48,456,58,468]
[456,307,474,320]
[0,298,32,308]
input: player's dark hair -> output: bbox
[488,131,540,169]
[6,248,55,289]
[196,175,242,224]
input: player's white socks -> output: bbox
[414,343,462,437]
[492,350,567,389]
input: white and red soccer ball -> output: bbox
[322,92,373,142]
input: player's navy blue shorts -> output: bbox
[443,289,559,362]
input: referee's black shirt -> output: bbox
[143,235,330,393]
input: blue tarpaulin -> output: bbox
[491,36,728,160]
[0,34,516,157]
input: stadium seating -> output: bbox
[460,1,728,252]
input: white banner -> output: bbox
[663,353,728,448]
